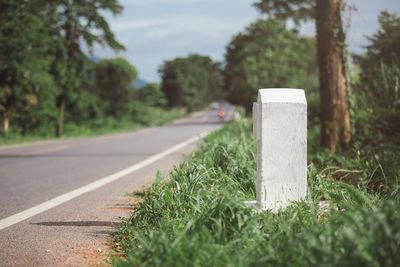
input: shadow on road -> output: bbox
[32,221,119,227]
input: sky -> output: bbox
[93,0,400,82]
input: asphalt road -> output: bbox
[0,107,233,266]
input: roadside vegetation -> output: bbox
[111,116,399,266]
[0,105,185,146]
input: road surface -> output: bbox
[0,107,233,266]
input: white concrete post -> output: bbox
[252,88,307,210]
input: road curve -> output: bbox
[0,106,233,266]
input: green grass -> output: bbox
[111,118,400,266]
[0,107,185,146]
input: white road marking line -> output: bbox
[0,126,221,231]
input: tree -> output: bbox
[0,1,56,136]
[160,54,223,111]
[358,11,400,111]
[353,11,400,145]
[362,11,400,69]
[137,82,167,107]
[316,0,350,152]
[255,0,351,152]
[46,0,125,136]
[224,18,318,112]
[92,58,137,117]
[0,1,129,137]
[254,0,315,25]
[13,71,59,136]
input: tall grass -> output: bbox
[111,119,400,266]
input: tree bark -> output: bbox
[2,112,9,137]
[56,3,71,138]
[316,0,351,152]
[56,95,65,137]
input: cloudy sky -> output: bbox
[94,0,400,82]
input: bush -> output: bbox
[137,83,167,107]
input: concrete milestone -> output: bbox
[252,88,307,210]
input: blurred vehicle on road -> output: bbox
[210,102,219,109]
[218,109,225,119]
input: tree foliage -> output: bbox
[254,0,314,25]
[358,11,400,112]
[0,0,128,137]
[48,0,125,136]
[362,11,400,70]
[137,83,167,107]
[92,58,137,117]
[0,1,57,135]
[224,18,318,111]
[353,11,400,146]
[160,54,223,111]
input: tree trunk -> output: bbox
[2,112,9,137]
[316,0,351,152]
[56,96,65,137]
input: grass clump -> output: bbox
[111,119,400,266]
